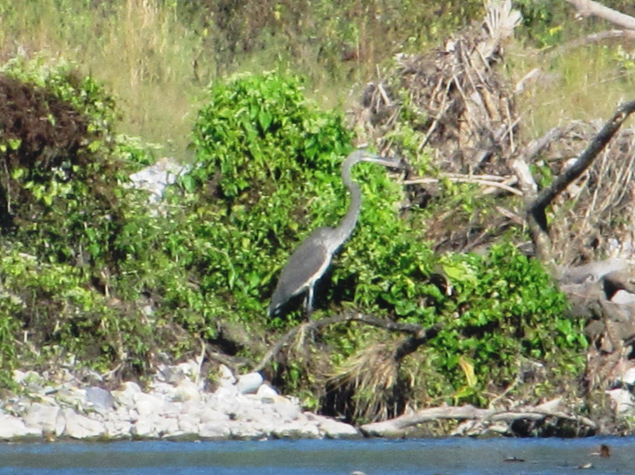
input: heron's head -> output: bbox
[342,150,403,175]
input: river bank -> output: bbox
[0,360,359,442]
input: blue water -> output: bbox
[0,437,633,475]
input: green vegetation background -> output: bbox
[1,0,634,420]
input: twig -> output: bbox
[405,176,522,195]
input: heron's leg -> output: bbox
[304,286,314,316]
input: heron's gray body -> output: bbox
[268,227,339,315]
[268,150,400,316]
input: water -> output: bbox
[0,437,633,475]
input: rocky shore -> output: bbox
[0,361,359,442]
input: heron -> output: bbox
[268,150,402,316]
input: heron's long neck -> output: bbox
[331,167,362,249]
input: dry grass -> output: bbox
[0,0,204,159]
[511,44,635,139]
[327,343,401,422]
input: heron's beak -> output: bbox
[366,155,404,170]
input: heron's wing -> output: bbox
[269,231,332,313]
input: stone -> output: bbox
[199,421,231,439]
[132,414,163,438]
[607,388,635,413]
[199,407,229,424]
[174,379,201,402]
[273,400,301,422]
[256,384,278,398]
[273,420,320,439]
[24,403,61,434]
[229,421,266,439]
[103,417,132,439]
[237,372,263,394]
[316,416,360,439]
[86,387,115,411]
[0,414,42,439]
[158,364,185,384]
[55,386,87,408]
[62,409,105,439]
[112,381,142,408]
[218,364,236,387]
[177,412,200,435]
[134,392,165,417]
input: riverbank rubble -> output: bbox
[0,360,359,442]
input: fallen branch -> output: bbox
[565,0,635,31]
[546,30,635,57]
[253,313,438,372]
[360,398,597,437]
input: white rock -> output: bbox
[622,367,635,386]
[211,387,240,415]
[62,409,105,439]
[607,388,635,413]
[199,421,231,439]
[256,384,278,398]
[24,403,61,434]
[316,416,360,439]
[218,364,236,387]
[112,381,143,407]
[157,364,185,384]
[177,360,201,381]
[0,414,42,439]
[85,387,115,411]
[273,420,320,439]
[229,421,266,439]
[237,373,264,394]
[213,385,239,399]
[273,400,301,422]
[13,370,42,386]
[157,416,180,437]
[134,392,165,416]
[132,414,162,438]
[177,413,200,435]
[103,417,132,439]
[161,401,181,418]
[55,386,87,407]
[174,379,202,402]
[149,381,178,398]
[128,157,188,204]
[199,407,229,424]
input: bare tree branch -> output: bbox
[565,0,635,30]
[253,313,438,372]
[546,30,635,57]
[526,99,635,261]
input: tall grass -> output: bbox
[0,0,204,158]
[1,0,633,156]
[512,44,635,138]
[0,0,486,158]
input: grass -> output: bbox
[1,0,634,157]
[511,43,635,139]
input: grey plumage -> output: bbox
[268,150,401,316]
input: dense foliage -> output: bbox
[0,63,587,416]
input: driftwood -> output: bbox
[565,0,635,31]
[360,397,597,437]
